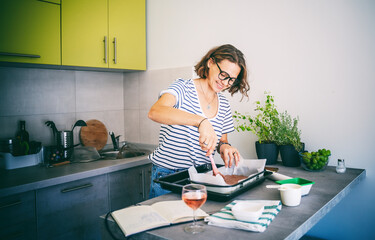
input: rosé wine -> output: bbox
[182,192,207,210]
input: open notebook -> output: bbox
[111,200,208,237]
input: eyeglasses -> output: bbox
[214,59,238,86]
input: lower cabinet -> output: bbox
[1,163,151,240]
[36,175,109,240]
[143,164,152,199]
[109,164,151,211]
[0,191,37,240]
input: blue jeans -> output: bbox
[149,164,181,199]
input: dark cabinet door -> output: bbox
[0,191,36,240]
[109,164,151,211]
[143,164,152,201]
[36,174,109,240]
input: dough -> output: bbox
[223,175,248,185]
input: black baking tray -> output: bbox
[154,163,273,202]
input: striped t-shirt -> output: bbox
[148,78,234,170]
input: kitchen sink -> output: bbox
[99,148,151,160]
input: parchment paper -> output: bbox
[188,158,266,189]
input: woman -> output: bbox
[148,44,250,198]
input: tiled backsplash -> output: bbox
[0,66,192,147]
[124,66,193,143]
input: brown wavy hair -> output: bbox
[194,44,250,99]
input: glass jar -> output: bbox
[336,159,346,173]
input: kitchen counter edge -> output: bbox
[0,143,156,198]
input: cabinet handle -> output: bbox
[140,171,145,199]
[61,183,93,193]
[103,36,108,64]
[113,37,117,64]
[0,52,40,58]
[0,200,22,209]
[37,0,60,5]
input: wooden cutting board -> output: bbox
[79,119,108,150]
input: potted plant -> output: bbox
[274,111,304,167]
[233,92,280,165]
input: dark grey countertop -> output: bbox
[102,165,366,240]
[0,143,156,198]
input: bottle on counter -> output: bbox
[8,139,13,155]
[336,159,346,174]
[17,120,29,142]
[14,120,30,156]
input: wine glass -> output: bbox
[182,184,207,234]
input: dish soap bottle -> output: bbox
[336,159,346,174]
[14,120,30,155]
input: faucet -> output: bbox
[116,143,129,159]
[109,132,121,151]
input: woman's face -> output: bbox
[207,59,241,92]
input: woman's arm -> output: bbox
[218,134,240,168]
[148,93,218,155]
[148,93,201,126]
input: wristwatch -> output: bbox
[217,141,231,153]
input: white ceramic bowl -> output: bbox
[276,178,315,196]
[279,184,302,207]
[232,202,264,222]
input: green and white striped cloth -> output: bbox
[205,200,282,233]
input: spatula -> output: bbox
[209,155,224,178]
[71,120,87,132]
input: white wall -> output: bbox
[146,0,375,238]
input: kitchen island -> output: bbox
[102,165,365,240]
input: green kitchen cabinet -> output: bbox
[108,0,146,70]
[62,0,146,70]
[0,0,61,65]
[61,0,108,68]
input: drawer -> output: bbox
[0,191,36,240]
[36,174,109,240]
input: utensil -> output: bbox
[265,167,279,172]
[71,120,87,132]
[51,160,70,167]
[45,121,58,136]
[79,119,108,151]
[267,172,292,181]
[56,130,75,160]
[266,185,283,189]
[182,184,207,234]
[209,155,224,177]
[45,120,84,160]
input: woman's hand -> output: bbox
[198,119,218,156]
[219,144,240,168]
[149,94,219,156]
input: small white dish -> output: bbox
[279,184,302,207]
[232,202,264,222]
